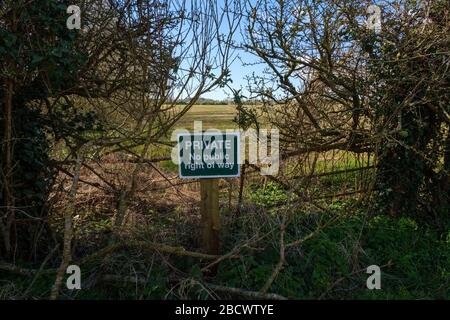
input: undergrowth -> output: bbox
[2,200,448,300]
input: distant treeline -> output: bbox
[195,98,231,105]
[173,97,258,105]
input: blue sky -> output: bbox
[196,0,265,101]
[171,0,268,101]
[201,49,266,101]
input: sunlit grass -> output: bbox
[174,104,238,131]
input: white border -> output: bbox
[177,132,241,179]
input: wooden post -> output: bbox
[200,179,220,256]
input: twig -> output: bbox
[260,213,287,295]
[99,275,288,300]
[50,146,88,300]
[22,244,59,298]
[204,282,287,300]
[79,240,239,265]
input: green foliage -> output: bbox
[0,105,53,258]
[48,102,104,147]
[249,181,289,207]
[1,0,86,99]
[360,216,450,299]
[217,210,449,299]
[0,0,96,258]
[2,206,448,299]
[363,0,450,227]
[232,90,259,130]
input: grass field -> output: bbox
[175,104,238,130]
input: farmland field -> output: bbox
[175,104,238,130]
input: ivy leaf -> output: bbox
[31,53,44,66]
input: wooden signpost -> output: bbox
[178,132,240,256]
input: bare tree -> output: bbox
[240,0,373,158]
[0,0,241,262]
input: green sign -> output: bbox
[177,132,240,179]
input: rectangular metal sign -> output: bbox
[177,132,240,179]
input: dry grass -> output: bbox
[175,104,238,130]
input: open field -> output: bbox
[175,104,238,130]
